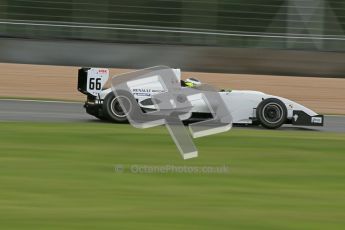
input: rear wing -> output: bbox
[78,68,109,96]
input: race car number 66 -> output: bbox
[86,68,109,96]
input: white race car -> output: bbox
[77,67,324,129]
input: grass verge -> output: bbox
[0,122,344,230]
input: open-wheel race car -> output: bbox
[77,67,324,129]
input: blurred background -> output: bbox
[1,0,345,76]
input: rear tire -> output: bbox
[256,98,287,129]
[103,92,133,123]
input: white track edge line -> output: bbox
[0,98,82,104]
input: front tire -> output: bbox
[103,92,132,123]
[256,98,287,129]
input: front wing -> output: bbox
[292,110,324,127]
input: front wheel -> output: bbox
[256,98,287,129]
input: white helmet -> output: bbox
[184,78,202,88]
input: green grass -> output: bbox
[0,122,345,230]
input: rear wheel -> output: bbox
[103,93,132,123]
[256,98,287,129]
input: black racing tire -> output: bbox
[256,98,287,129]
[103,91,134,123]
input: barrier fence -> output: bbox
[1,0,345,51]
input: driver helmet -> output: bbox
[184,78,202,88]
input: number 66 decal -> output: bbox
[89,78,101,90]
[86,68,109,96]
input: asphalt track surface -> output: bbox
[0,99,344,133]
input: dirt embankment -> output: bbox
[0,63,344,114]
